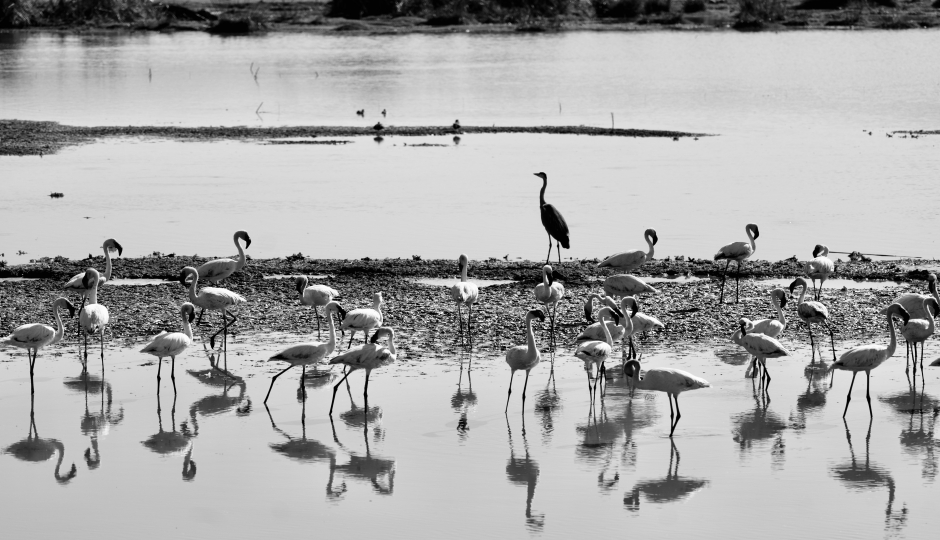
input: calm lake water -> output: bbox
[3,32,940,264]
[1,334,938,539]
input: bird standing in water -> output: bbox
[194,231,251,325]
[78,268,110,373]
[1,297,76,394]
[504,309,546,413]
[295,276,339,340]
[451,254,479,343]
[714,223,759,304]
[140,303,196,389]
[533,172,569,266]
[622,359,710,437]
[534,265,564,348]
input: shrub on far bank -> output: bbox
[736,0,786,24]
[682,0,706,12]
[644,0,671,15]
[329,0,401,19]
[1,0,39,27]
[45,0,158,24]
[593,0,644,19]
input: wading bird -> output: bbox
[576,305,627,400]
[1,297,76,394]
[504,309,546,413]
[602,274,658,299]
[64,239,121,335]
[804,244,834,301]
[451,254,479,341]
[886,273,938,320]
[732,319,790,391]
[533,172,569,265]
[78,268,110,372]
[140,303,196,388]
[790,277,837,363]
[899,297,939,378]
[4,398,77,484]
[340,292,384,349]
[598,229,658,272]
[610,296,662,360]
[195,231,251,325]
[743,288,788,378]
[295,276,339,340]
[328,327,397,414]
[714,223,759,304]
[622,359,710,437]
[265,302,344,404]
[830,303,909,418]
[577,294,626,344]
[179,266,246,370]
[534,265,564,347]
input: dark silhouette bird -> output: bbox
[373,122,384,131]
[453,119,461,130]
[381,109,386,117]
[356,109,364,117]
[533,172,569,266]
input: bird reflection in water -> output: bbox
[63,371,124,470]
[3,395,78,484]
[880,384,940,482]
[731,386,788,469]
[327,398,396,497]
[577,403,621,492]
[623,441,708,512]
[451,360,477,441]
[141,387,196,481]
[790,368,829,431]
[505,416,544,532]
[187,376,250,435]
[265,402,337,472]
[831,420,908,536]
[534,359,562,444]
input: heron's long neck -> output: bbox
[235,235,247,271]
[182,314,193,341]
[103,247,113,281]
[886,314,898,358]
[525,317,537,356]
[539,178,547,207]
[646,234,655,259]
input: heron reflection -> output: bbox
[505,416,544,532]
[328,399,395,497]
[831,420,907,535]
[141,387,196,481]
[624,441,708,511]
[3,395,77,484]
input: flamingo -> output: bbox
[1,297,76,394]
[339,292,384,349]
[179,266,246,371]
[576,293,626,344]
[194,230,251,325]
[608,296,663,360]
[575,305,627,400]
[885,273,938,320]
[264,301,344,404]
[602,274,658,299]
[598,229,658,272]
[830,303,910,418]
[732,319,790,391]
[534,265,564,347]
[63,238,122,315]
[78,268,110,372]
[533,172,569,265]
[899,297,939,378]
[328,327,397,414]
[504,309,546,413]
[743,288,788,378]
[622,359,710,437]
[140,303,196,388]
[790,277,837,363]
[3,397,77,484]
[451,254,480,341]
[714,223,759,304]
[804,244,834,301]
[295,276,339,340]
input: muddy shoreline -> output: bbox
[2,255,937,357]
[0,120,706,156]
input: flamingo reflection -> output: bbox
[505,416,544,531]
[64,372,124,469]
[533,361,562,444]
[731,387,788,458]
[451,362,477,440]
[880,385,940,482]
[3,395,77,484]
[327,399,396,497]
[623,441,708,511]
[141,388,196,481]
[791,369,829,431]
[265,403,337,466]
[187,376,249,436]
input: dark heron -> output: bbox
[533,172,569,266]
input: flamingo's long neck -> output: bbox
[542,269,550,287]
[386,334,397,356]
[886,311,899,359]
[325,311,337,353]
[460,261,468,282]
[102,246,113,281]
[747,227,757,254]
[925,300,936,335]
[235,235,247,271]
[774,296,787,328]
[797,285,807,306]
[182,313,193,341]
[52,303,65,343]
[930,281,939,306]
[188,272,200,303]
[646,233,655,260]
[539,177,547,207]
[52,442,67,481]
[87,279,99,305]
[628,362,648,390]
[599,313,612,347]
[525,316,537,357]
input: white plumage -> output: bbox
[328,327,397,414]
[296,275,339,339]
[602,274,658,299]
[77,268,111,371]
[885,273,938,320]
[451,254,480,338]
[503,309,545,413]
[831,304,909,418]
[1,297,76,394]
[803,244,834,301]
[265,301,343,404]
[140,302,196,383]
[196,230,251,283]
[179,266,246,369]
[340,292,384,349]
[713,223,759,304]
[623,359,710,437]
[576,293,626,344]
[534,264,564,345]
[743,288,788,377]
[899,296,939,376]
[63,239,122,301]
[732,318,789,390]
[790,277,837,363]
[598,228,658,272]
[575,306,619,399]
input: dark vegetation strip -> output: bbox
[0,119,708,156]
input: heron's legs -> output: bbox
[556,241,562,266]
[545,234,553,266]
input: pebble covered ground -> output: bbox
[3,255,938,357]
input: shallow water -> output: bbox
[2,334,939,538]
